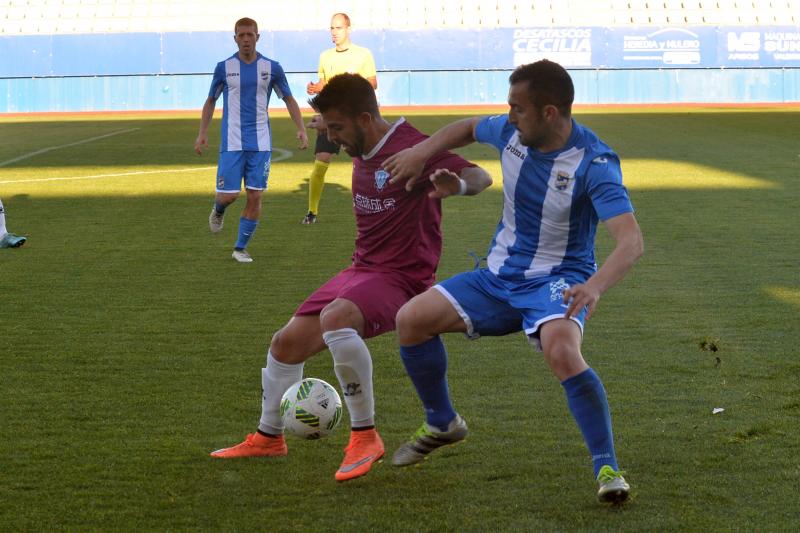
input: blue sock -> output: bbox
[214,201,227,214]
[561,368,619,477]
[234,216,258,250]
[399,336,456,431]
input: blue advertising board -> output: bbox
[1,25,798,77]
[720,26,800,67]
[604,26,718,67]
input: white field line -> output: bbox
[0,148,294,185]
[0,128,141,168]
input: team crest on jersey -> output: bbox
[555,171,572,191]
[374,169,390,191]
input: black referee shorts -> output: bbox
[314,130,341,155]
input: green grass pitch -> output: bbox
[1,106,798,531]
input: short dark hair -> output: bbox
[509,60,574,117]
[234,17,258,34]
[309,73,379,118]
[332,13,351,26]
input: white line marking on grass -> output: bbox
[0,128,141,167]
[0,148,294,184]
[0,167,215,184]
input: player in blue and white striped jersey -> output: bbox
[195,17,308,263]
[383,60,643,503]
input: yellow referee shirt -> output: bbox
[318,44,377,82]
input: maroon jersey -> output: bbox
[350,118,474,286]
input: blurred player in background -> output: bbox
[383,59,643,503]
[0,198,26,248]
[195,17,308,263]
[302,13,377,225]
[210,74,492,482]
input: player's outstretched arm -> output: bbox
[427,166,492,199]
[194,97,217,155]
[384,117,482,191]
[283,96,309,149]
[563,212,644,320]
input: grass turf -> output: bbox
[1,107,798,531]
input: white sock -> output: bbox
[258,351,304,435]
[0,198,7,238]
[323,328,375,428]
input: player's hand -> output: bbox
[307,114,326,132]
[306,81,323,95]
[563,282,601,320]
[428,169,461,199]
[194,134,208,155]
[297,129,309,150]
[384,147,427,191]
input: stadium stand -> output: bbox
[1,0,798,35]
[2,0,799,111]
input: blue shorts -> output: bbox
[434,268,588,350]
[216,150,271,193]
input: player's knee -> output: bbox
[396,301,426,343]
[216,192,238,206]
[319,300,362,334]
[542,341,586,379]
[268,329,286,361]
[269,328,300,363]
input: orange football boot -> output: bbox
[210,433,287,458]
[334,429,385,481]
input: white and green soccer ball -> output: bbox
[280,378,343,439]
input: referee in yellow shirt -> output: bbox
[304,13,377,224]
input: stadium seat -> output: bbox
[422,0,446,28]
[630,10,652,24]
[517,2,543,26]
[550,2,572,26]
[366,6,392,30]
[666,9,688,24]
[496,1,517,27]
[773,1,798,24]
[4,0,800,35]
[439,2,463,27]
[461,0,483,28]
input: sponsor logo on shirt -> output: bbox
[505,142,526,161]
[226,73,240,77]
[260,71,270,80]
[374,169,390,191]
[354,193,396,214]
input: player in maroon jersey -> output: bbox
[210,73,493,481]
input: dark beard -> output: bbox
[345,126,366,157]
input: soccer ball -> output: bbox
[280,378,343,439]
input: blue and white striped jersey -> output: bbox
[475,114,634,281]
[208,53,291,152]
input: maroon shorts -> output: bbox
[295,265,428,339]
